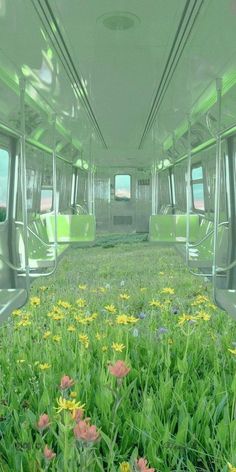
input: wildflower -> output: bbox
[43,331,51,339]
[17,319,31,327]
[39,286,47,292]
[149,299,162,308]
[96,332,102,341]
[132,328,139,337]
[161,287,174,295]
[228,464,236,472]
[67,325,76,332]
[76,298,87,308]
[44,445,56,461]
[119,293,130,301]
[120,462,131,472]
[112,342,125,352]
[57,300,71,309]
[74,419,100,443]
[52,335,61,343]
[79,334,89,348]
[52,314,65,321]
[70,391,77,399]
[109,360,130,378]
[127,316,139,324]
[159,271,164,275]
[52,306,62,314]
[171,306,179,315]
[178,314,197,325]
[37,414,50,431]
[17,359,25,364]
[195,311,211,321]
[104,304,117,314]
[55,396,85,414]
[138,312,147,319]
[102,345,108,352]
[140,287,147,292]
[30,296,40,306]
[136,457,155,472]
[39,363,51,371]
[12,310,22,317]
[156,327,168,336]
[228,348,236,355]
[116,314,129,325]
[78,284,87,290]
[72,407,84,422]
[99,286,107,293]
[60,375,75,390]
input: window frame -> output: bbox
[191,162,205,212]
[0,145,10,224]
[114,174,131,201]
[40,186,53,214]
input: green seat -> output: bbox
[149,214,199,243]
[43,214,96,244]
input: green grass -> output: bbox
[0,241,235,471]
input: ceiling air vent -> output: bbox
[99,12,140,31]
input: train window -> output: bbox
[115,174,131,201]
[40,188,53,213]
[191,164,205,210]
[0,148,9,222]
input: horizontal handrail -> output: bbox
[16,221,55,248]
[189,221,228,248]
[216,259,236,273]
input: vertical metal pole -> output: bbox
[88,136,93,215]
[186,116,192,266]
[151,162,157,215]
[51,113,58,260]
[213,78,222,301]
[19,78,29,287]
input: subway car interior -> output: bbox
[1,1,236,471]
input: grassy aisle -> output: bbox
[0,241,235,471]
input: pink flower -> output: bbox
[72,408,84,423]
[136,458,155,472]
[44,445,56,461]
[37,414,50,431]
[74,420,100,443]
[108,360,130,378]
[60,375,75,390]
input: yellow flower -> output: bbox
[112,342,125,352]
[195,311,211,321]
[161,287,174,295]
[30,296,40,306]
[67,325,76,332]
[99,287,107,293]
[70,391,77,398]
[96,333,102,341]
[79,334,89,348]
[119,293,130,301]
[119,463,131,472]
[43,331,51,339]
[52,335,61,342]
[127,316,138,324]
[52,314,65,321]
[191,295,210,306]
[104,304,117,314]
[17,359,25,364]
[53,306,62,314]
[17,319,31,327]
[39,286,47,292]
[140,287,147,292]
[102,345,108,352]
[149,299,162,308]
[168,338,173,345]
[55,396,85,413]
[228,348,236,355]
[116,314,129,325]
[159,271,164,275]
[91,312,98,319]
[57,300,71,309]
[38,363,51,370]
[79,284,87,290]
[228,463,236,472]
[178,314,197,325]
[76,298,87,308]
[12,310,22,317]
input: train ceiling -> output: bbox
[0,0,236,166]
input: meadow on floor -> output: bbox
[0,240,236,471]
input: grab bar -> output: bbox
[189,221,228,248]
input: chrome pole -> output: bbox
[186,116,192,266]
[19,77,29,288]
[88,136,93,215]
[151,162,157,215]
[51,113,58,262]
[213,78,222,302]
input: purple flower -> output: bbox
[156,327,168,336]
[171,306,179,315]
[138,312,147,320]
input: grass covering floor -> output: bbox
[0,239,236,471]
